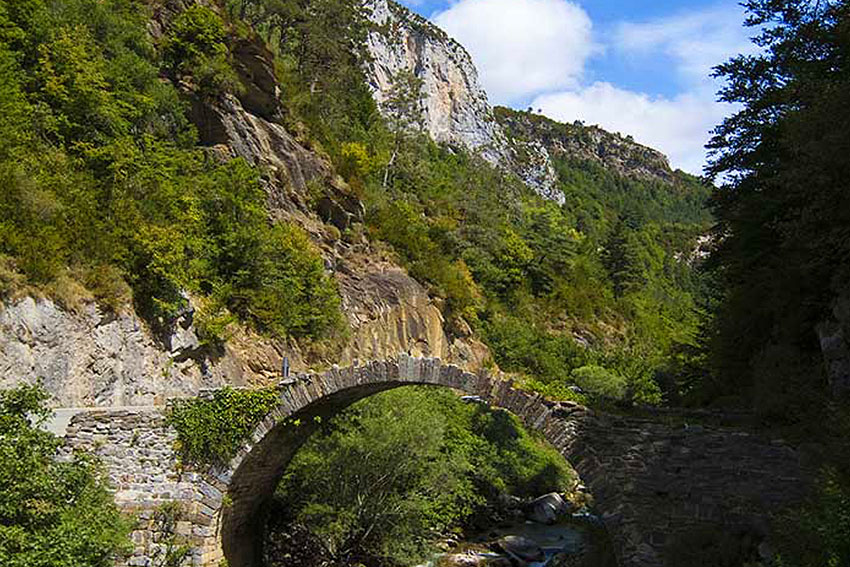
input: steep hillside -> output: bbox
[0,0,487,406]
[0,0,711,408]
[495,107,712,230]
[496,106,676,187]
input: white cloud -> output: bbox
[531,2,755,174]
[615,4,755,93]
[428,0,755,173]
[432,0,596,104]
[531,82,732,174]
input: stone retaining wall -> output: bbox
[64,355,814,567]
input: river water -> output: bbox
[415,512,609,567]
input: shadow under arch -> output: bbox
[216,356,585,567]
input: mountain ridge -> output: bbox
[363,0,694,203]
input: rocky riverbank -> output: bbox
[425,493,616,567]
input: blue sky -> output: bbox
[399,0,757,174]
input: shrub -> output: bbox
[167,387,280,466]
[570,365,627,401]
[0,255,25,299]
[163,6,240,97]
[275,388,574,565]
[629,371,664,406]
[0,384,131,567]
[150,502,191,567]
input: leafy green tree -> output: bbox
[275,388,573,566]
[163,6,240,98]
[570,365,627,401]
[0,384,130,567]
[602,221,647,297]
[382,69,425,187]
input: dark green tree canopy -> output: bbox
[705,0,850,408]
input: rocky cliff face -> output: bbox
[362,1,680,203]
[0,297,234,407]
[0,10,489,407]
[496,107,678,191]
[363,0,509,165]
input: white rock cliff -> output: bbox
[363,0,509,165]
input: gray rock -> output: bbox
[497,493,522,509]
[0,296,226,407]
[363,0,511,167]
[525,493,573,525]
[492,535,544,563]
[440,553,483,567]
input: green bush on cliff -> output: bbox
[570,365,627,401]
[0,384,131,567]
[0,0,342,342]
[167,386,281,466]
[163,5,241,97]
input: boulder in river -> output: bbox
[492,535,545,563]
[525,493,573,525]
[439,553,482,567]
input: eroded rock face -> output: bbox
[495,109,678,197]
[335,261,490,368]
[364,0,509,165]
[194,94,337,215]
[0,297,234,407]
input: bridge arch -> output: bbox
[215,355,585,567]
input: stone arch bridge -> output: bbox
[63,355,812,567]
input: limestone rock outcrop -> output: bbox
[364,0,509,165]
[495,108,679,197]
[0,297,235,407]
[362,1,684,204]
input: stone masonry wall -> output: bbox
[64,356,814,567]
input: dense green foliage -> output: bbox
[274,387,574,565]
[705,0,850,412]
[218,0,714,404]
[168,386,281,465]
[0,384,130,566]
[775,467,850,567]
[225,0,380,159]
[363,117,706,405]
[0,0,713,401]
[0,0,341,341]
